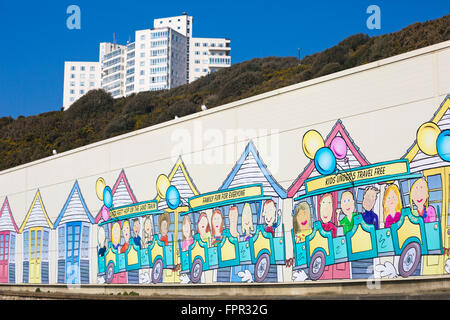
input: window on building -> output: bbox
[81,66,85,71]
[80,81,85,86]
[80,90,84,94]
[141,44,145,49]
[70,74,75,79]
[71,66,76,71]
[80,74,85,79]
[89,74,95,79]
[140,52,145,58]
[70,90,74,94]
[70,82,75,86]
[90,66,95,71]
[90,82,95,87]
[140,35,145,40]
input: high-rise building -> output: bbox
[63,13,231,110]
[63,61,101,108]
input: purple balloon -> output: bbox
[101,206,110,222]
[330,136,347,159]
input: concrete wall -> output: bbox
[1,40,450,285]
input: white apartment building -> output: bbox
[190,37,231,82]
[63,13,231,109]
[63,62,101,108]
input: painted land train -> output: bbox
[95,97,450,284]
[96,159,445,284]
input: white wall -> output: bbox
[4,40,450,284]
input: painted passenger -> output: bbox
[181,215,194,251]
[229,206,240,238]
[197,212,211,246]
[119,220,130,254]
[132,218,141,249]
[262,199,280,238]
[361,186,380,229]
[158,213,170,246]
[383,184,402,228]
[111,222,121,250]
[319,193,337,237]
[293,202,312,243]
[211,209,224,246]
[241,203,255,241]
[410,177,437,222]
[337,191,358,235]
[142,216,153,249]
[98,227,107,257]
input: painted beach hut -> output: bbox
[154,156,201,283]
[0,198,19,283]
[287,120,371,280]
[95,169,138,284]
[54,181,94,284]
[19,190,53,284]
[218,140,287,283]
[402,95,450,276]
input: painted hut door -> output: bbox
[29,228,42,284]
[66,222,81,284]
[0,232,10,283]
[422,169,445,275]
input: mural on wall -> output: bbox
[54,181,94,284]
[0,197,19,283]
[1,96,449,286]
[19,190,53,284]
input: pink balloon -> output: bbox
[101,206,110,222]
[330,137,347,159]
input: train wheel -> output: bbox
[255,253,270,283]
[190,258,203,284]
[399,242,421,278]
[105,262,115,284]
[309,251,326,281]
[152,259,163,284]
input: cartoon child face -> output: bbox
[341,192,355,218]
[111,222,121,247]
[98,227,106,247]
[182,216,191,240]
[212,211,223,235]
[133,219,140,237]
[122,221,130,242]
[411,178,428,209]
[363,188,378,212]
[319,195,333,223]
[241,204,254,235]
[229,206,239,237]
[262,201,277,227]
[296,204,311,231]
[160,220,168,236]
[198,214,209,236]
[144,218,153,237]
[385,189,399,214]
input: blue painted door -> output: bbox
[66,222,81,284]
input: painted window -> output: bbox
[356,187,365,213]
[10,234,15,263]
[23,230,29,261]
[81,225,89,259]
[427,174,443,220]
[448,174,450,225]
[42,230,49,261]
[58,226,65,259]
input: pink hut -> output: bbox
[0,198,19,283]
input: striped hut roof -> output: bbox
[219,140,287,198]
[53,181,94,229]
[95,170,137,223]
[0,198,19,233]
[287,119,370,199]
[156,157,200,210]
[403,96,450,172]
[19,190,53,232]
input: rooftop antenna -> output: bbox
[113,32,116,48]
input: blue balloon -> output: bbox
[314,147,337,175]
[437,130,450,162]
[166,185,180,210]
[103,186,113,208]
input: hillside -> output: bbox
[0,14,449,171]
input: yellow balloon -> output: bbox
[156,174,170,199]
[302,130,324,159]
[95,178,106,201]
[417,122,441,156]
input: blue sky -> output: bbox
[0,0,448,118]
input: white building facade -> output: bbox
[63,13,231,109]
[62,61,101,109]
